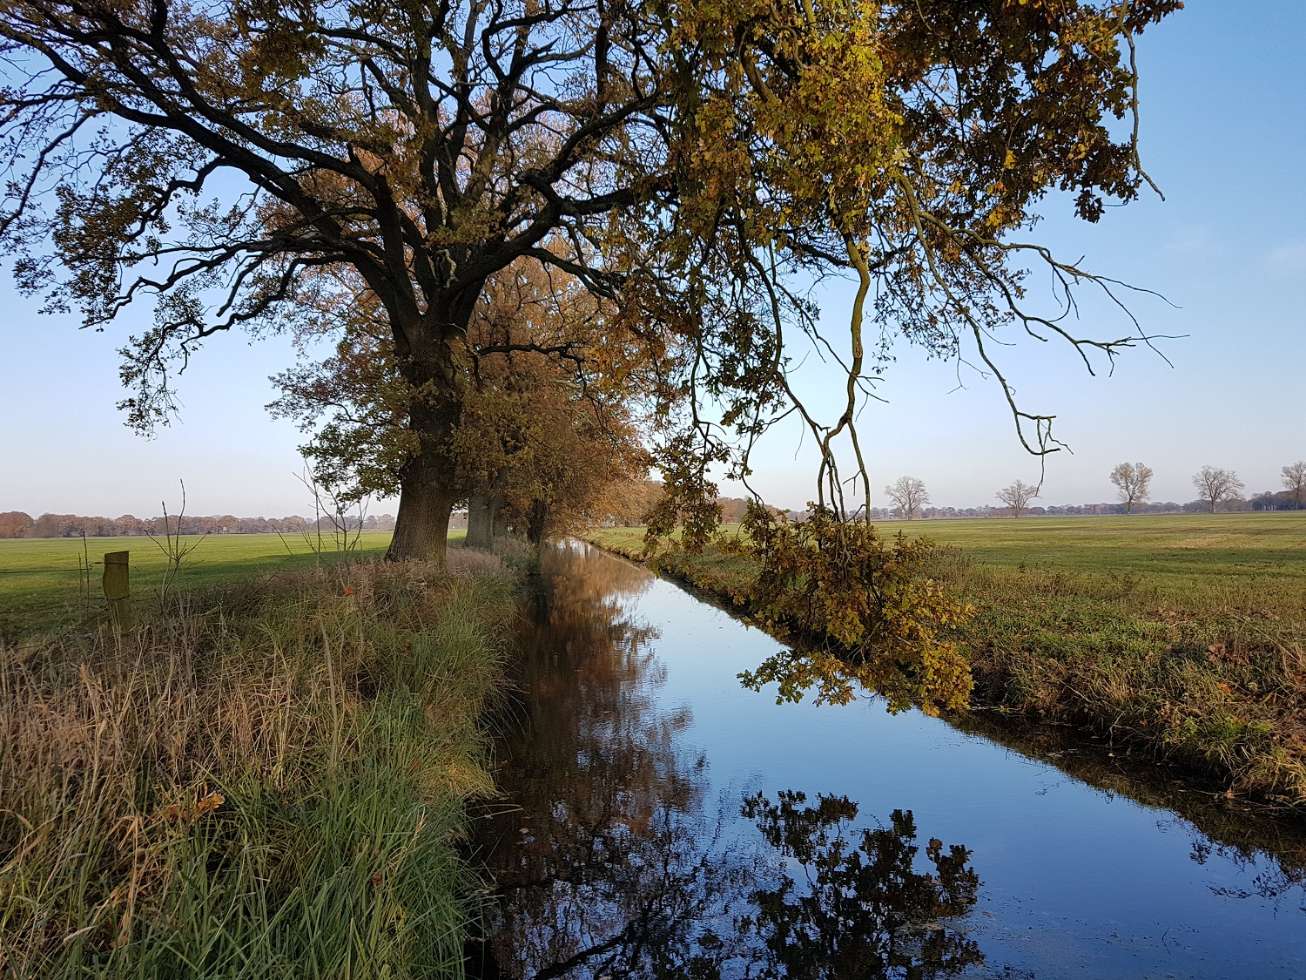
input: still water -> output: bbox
[472,541,1306,978]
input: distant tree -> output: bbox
[113,515,145,536]
[996,481,1039,518]
[596,481,666,528]
[717,497,755,525]
[1283,461,1306,508]
[1251,490,1296,512]
[886,477,930,521]
[1108,462,1154,513]
[0,512,34,538]
[1192,466,1244,513]
[454,341,647,549]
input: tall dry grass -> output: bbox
[0,550,516,978]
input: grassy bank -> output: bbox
[0,531,470,638]
[0,548,513,978]
[587,515,1306,811]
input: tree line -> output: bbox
[880,460,1306,519]
[0,512,399,540]
[0,0,1183,569]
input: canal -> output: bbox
[472,541,1306,978]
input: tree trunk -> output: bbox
[466,493,494,549]
[526,499,549,548]
[384,290,483,565]
[387,468,455,564]
[386,347,463,565]
[467,492,508,549]
[388,395,460,564]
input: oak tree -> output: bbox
[885,477,929,521]
[1,0,682,564]
[996,480,1038,518]
[2,0,1179,572]
[1282,461,1306,508]
[272,257,649,548]
[454,332,647,550]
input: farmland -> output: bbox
[594,513,1306,590]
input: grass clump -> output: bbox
[954,556,1306,808]
[0,549,514,978]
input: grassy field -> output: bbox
[588,513,1306,810]
[0,530,466,638]
[596,513,1306,585]
[0,548,515,978]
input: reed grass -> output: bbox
[0,549,515,978]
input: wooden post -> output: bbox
[103,550,132,628]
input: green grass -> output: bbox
[0,549,514,978]
[0,530,470,638]
[866,514,1306,585]
[596,512,1306,588]
[588,514,1306,810]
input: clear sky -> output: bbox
[1,1,1303,518]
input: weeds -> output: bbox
[145,480,209,608]
[0,552,515,978]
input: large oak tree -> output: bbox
[1,0,1179,569]
[2,0,678,563]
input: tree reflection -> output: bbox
[737,790,982,978]
[474,544,984,978]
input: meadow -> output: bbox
[594,512,1306,588]
[0,530,461,638]
[588,513,1306,810]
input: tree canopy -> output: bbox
[2,0,1181,706]
[3,0,1179,555]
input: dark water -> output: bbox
[472,541,1306,978]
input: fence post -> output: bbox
[103,551,132,629]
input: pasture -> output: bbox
[597,512,1306,590]
[0,530,454,637]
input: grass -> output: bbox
[0,530,467,639]
[0,547,515,978]
[587,514,1306,811]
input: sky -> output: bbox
[1,1,1304,518]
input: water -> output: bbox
[472,542,1306,978]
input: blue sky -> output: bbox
[1,1,1303,517]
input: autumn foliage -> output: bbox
[736,504,973,713]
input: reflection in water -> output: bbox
[473,542,1306,978]
[738,791,982,977]
[475,545,983,978]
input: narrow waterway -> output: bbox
[472,541,1306,978]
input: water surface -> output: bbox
[473,542,1306,978]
